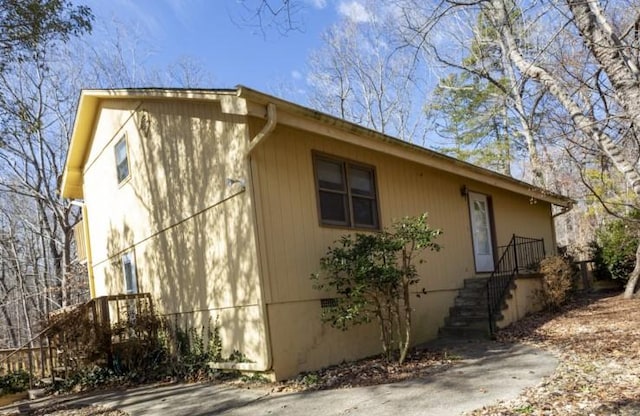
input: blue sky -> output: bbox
[83,0,360,94]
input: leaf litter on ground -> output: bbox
[10,290,639,415]
[466,291,640,416]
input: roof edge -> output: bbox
[236,85,572,208]
[61,86,572,207]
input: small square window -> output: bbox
[313,153,379,229]
[121,252,138,294]
[114,135,130,184]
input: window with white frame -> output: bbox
[121,252,138,294]
[114,135,130,184]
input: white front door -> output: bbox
[468,192,495,273]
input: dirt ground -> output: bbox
[468,291,640,415]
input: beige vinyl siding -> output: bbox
[82,98,268,367]
[461,184,556,256]
[499,276,544,329]
[69,89,563,381]
[252,124,478,304]
[251,122,556,379]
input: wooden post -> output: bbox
[48,335,54,381]
[27,344,34,389]
[39,335,45,380]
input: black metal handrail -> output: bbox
[487,235,545,335]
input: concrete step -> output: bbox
[445,316,489,328]
[462,278,489,288]
[438,274,510,340]
[454,298,489,308]
[438,325,490,339]
[449,306,488,318]
[456,290,487,299]
[446,313,502,327]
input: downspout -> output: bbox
[247,103,276,373]
[193,103,278,375]
[71,201,96,299]
[247,103,277,155]
[551,202,574,255]
[552,201,574,218]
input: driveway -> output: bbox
[1,339,557,416]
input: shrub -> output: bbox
[0,370,30,395]
[591,218,639,282]
[167,318,228,381]
[44,307,248,393]
[538,255,576,311]
[312,213,442,364]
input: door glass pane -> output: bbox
[319,191,349,224]
[473,200,491,255]
[317,159,345,191]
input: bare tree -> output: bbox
[307,1,430,143]
[0,3,93,337]
[0,9,218,347]
[400,0,640,296]
[231,0,303,35]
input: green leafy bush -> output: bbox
[312,213,442,364]
[538,255,576,311]
[0,370,30,395]
[591,218,639,282]
[47,310,248,393]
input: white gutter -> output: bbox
[246,103,277,155]
[552,201,574,218]
[248,103,276,375]
[70,200,96,299]
[212,102,278,376]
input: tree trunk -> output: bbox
[565,0,640,129]
[398,280,412,364]
[374,297,391,361]
[623,239,640,299]
[488,0,640,292]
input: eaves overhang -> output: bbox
[60,88,237,199]
[236,85,573,208]
[61,86,573,208]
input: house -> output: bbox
[60,86,572,380]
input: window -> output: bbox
[114,135,130,184]
[121,252,138,294]
[314,153,379,229]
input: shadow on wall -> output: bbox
[104,99,263,360]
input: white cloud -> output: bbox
[337,1,372,23]
[163,0,197,28]
[291,70,302,80]
[307,0,328,9]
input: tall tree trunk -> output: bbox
[9,236,34,343]
[374,297,391,361]
[566,0,640,128]
[398,279,412,365]
[488,0,640,297]
[623,239,640,299]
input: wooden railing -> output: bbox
[0,293,153,384]
[487,235,545,335]
[0,346,58,381]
